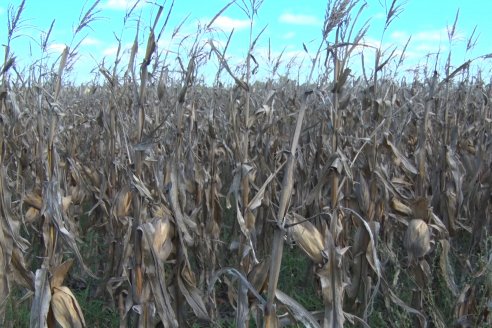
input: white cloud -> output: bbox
[101,42,134,57]
[48,43,68,54]
[392,28,463,44]
[373,12,386,20]
[279,13,321,26]
[211,16,250,31]
[282,31,296,40]
[101,0,146,10]
[102,45,119,57]
[0,7,4,15]
[361,36,381,49]
[391,31,410,43]
[413,29,446,42]
[415,43,446,53]
[81,37,102,46]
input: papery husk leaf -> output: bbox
[247,257,271,296]
[355,174,371,216]
[151,217,174,262]
[140,222,179,327]
[50,259,74,289]
[286,213,324,264]
[51,286,86,328]
[11,247,35,291]
[114,186,132,218]
[391,197,412,216]
[404,219,431,261]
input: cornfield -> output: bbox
[0,0,491,327]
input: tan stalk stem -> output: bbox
[264,96,309,325]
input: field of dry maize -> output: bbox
[0,0,491,327]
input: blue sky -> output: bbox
[1,0,491,84]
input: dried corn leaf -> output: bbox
[382,280,427,326]
[26,206,41,224]
[236,202,250,241]
[375,168,410,200]
[445,146,463,203]
[169,162,195,246]
[384,134,418,175]
[140,222,178,327]
[439,240,458,296]
[347,225,369,299]
[0,239,8,319]
[355,174,370,216]
[131,173,153,200]
[245,162,284,213]
[51,286,86,328]
[318,227,346,328]
[391,197,412,216]
[11,247,35,290]
[275,289,321,328]
[30,268,52,328]
[50,259,74,289]
[346,208,381,277]
[25,191,43,210]
[42,181,96,278]
[455,284,477,324]
[247,257,270,296]
[209,267,266,306]
[177,274,209,321]
[429,211,449,238]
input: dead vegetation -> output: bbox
[0,0,491,327]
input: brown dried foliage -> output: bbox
[0,0,491,327]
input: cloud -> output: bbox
[48,43,68,54]
[413,29,446,42]
[392,28,463,45]
[390,31,410,43]
[211,16,250,31]
[101,0,146,10]
[373,12,386,20]
[0,7,4,15]
[279,13,321,26]
[282,31,296,40]
[81,37,102,46]
[102,45,119,57]
[415,43,446,53]
[101,42,134,57]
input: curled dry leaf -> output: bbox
[384,133,418,175]
[25,206,41,224]
[247,257,271,297]
[439,239,459,296]
[391,197,412,216]
[275,289,321,328]
[25,191,43,210]
[50,259,74,289]
[51,286,86,328]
